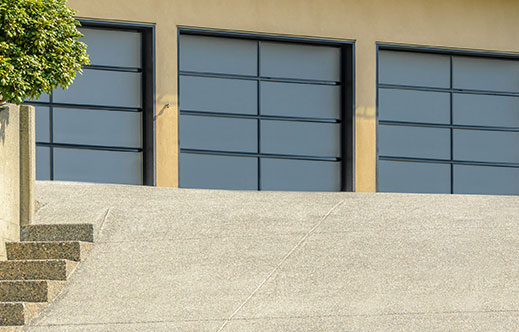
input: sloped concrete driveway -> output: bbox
[26,182,518,331]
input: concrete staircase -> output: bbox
[0,224,93,328]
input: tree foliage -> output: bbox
[0,0,89,104]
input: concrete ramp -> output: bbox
[26,181,518,331]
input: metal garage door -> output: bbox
[378,49,519,195]
[30,24,151,185]
[179,33,345,191]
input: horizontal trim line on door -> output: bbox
[378,44,519,60]
[378,84,519,97]
[84,65,142,73]
[78,18,156,30]
[179,71,341,86]
[379,121,519,133]
[25,102,142,113]
[36,142,142,153]
[379,156,519,168]
[180,110,341,123]
[181,149,341,162]
[179,27,354,46]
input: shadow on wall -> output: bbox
[0,106,9,145]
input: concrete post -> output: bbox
[0,104,21,260]
[19,105,35,227]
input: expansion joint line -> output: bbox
[216,199,346,332]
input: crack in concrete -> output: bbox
[97,208,112,239]
[216,199,346,332]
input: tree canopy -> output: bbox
[0,0,89,104]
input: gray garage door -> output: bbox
[31,26,145,185]
[179,34,343,191]
[378,49,519,195]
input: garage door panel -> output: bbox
[179,34,344,192]
[260,42,341,81]
[180,154,258,190]
[180,76,257,115]
[80,28,142,68]
[378,161,451,194]
[53,148,142,185]
[261,82,341,119]
[53,108,142,148]
[180,35,257,76]
[53,69,142,108]
[453,56,519,92]
[454,165,519,195]
[379,89,450,124]
[453,130,519,163]
[261,159,341,191]
[36,147,51,181]
[378,49,519,195]
[261,121,341,157]
[180,115,257,153]
[34,26,146,185]
[379,51,450,88]
[35,107,50,143]
[378,125,451,160]
[453,94,519,128]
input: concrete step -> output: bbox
[0,260,77,281]
[6,241,93,262]
[21,224,94,243]
[0,302,46,326]
[0,281,65,303]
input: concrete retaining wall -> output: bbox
[0,104,35,260]
[19,105,36,227]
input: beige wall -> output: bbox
[69,0,519,191]
[0,105,20,259]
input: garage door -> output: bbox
[179,34,344,191]
[378,49,519,195]
[31,26,146,185]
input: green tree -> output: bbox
[0,0,89,104]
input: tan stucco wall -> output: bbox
[0,104,20,259]
[68,0,519,191]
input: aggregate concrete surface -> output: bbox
[25,181,519,331]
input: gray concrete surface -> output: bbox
[26,181,519,331]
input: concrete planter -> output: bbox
[0,104,35,260]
